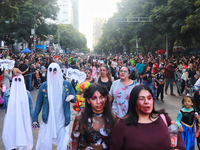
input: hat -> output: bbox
[54,56,59,59]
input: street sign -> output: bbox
[31,29,35,35]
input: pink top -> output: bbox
[91,66,97,78]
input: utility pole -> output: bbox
[57,29,71,53]
[115,17,152,55]
[33,24,36,51]
[136,35,138,54]
[166,33,168,59]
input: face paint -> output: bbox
[147,95,153,99]
[89,91,106,114]
[91,95,97,100]
[53,72,56,78]
[136,90,154,115]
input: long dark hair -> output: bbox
[124,84,166,126]
[142,65,149,72]
[100,65,112,82]
[80,83,115,133]
[194,90,200,111]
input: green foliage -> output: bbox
[0,0,59,49]
[95,0,200,56]
[54,24,87,52]
[0,0,28,20]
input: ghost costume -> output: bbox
[2,75,33,150]
[34,63,76,150]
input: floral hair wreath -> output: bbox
[76,81,91,94]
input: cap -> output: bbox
[54,56,59,59]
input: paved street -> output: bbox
[0,84,187,150]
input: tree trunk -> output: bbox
[28,42,32,50]
[141,39,147,54]
[147,41,152,53]
[168,38,176,57]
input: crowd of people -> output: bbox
[1,50,200,149]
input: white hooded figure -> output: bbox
[33,63,76,150]
[2,75,33,150]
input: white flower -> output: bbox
[94,138,102,145]
[100,128,108,136]
[73,131,80,137]
[85,146,93,150]
[102,142,107,149]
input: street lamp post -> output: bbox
[33,23,36,51]
[58,30,70,50]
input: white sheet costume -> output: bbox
[35,63,74,150]
[2,75,33,150]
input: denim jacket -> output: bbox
[33,80,76,126]
[2,89,34,121]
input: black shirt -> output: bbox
[155,72,165,86]
[141,71,152,81]
[97,77,112,92]
[186,68,196,78]
[19,63,29,75]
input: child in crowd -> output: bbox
[155,68,165,102]
[175,95,199,150]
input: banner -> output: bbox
[0,59,15,70]
[35,45,46,50]
[66,68,86,83]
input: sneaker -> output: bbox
[155,97,158,100]
[161,99,164,103]
[170,93,176,96]
[165,92,168,95]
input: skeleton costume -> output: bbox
[2,75,33,150]
[34,63,76,150]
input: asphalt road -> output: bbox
[0,84,191,150]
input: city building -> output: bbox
[71,0,79,31]
[93,17,106,48]
[46,0,73,24]
[56,0,73,24]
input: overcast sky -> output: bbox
[79,0,121,50]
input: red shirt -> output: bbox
[152,64,160,74]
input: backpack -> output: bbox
[129,69,136,80]
[147,76,152,83]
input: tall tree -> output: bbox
[4,0,59,49]
[54,24,87,52]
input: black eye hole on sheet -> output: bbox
[53,68,57,73]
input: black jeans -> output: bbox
[32,73,39,87]
[157,85,164,99]
[24,75,30,90]
[165,78,174,93]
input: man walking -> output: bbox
[165,61,176,96]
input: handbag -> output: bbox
[181,73,186,81]
[42,73,46,77]
[0,96,4,107]
[147,76,152,83]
